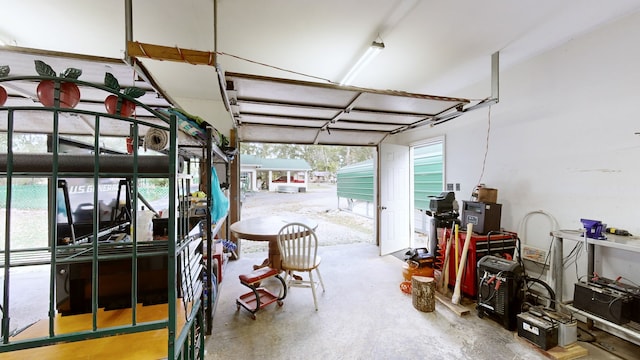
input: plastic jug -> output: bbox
[136,206,155,241]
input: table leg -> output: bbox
[268,239,282,271]
[587,242,595,279]
[553,234,563,303]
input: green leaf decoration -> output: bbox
[104,72,120,91]
[0,65,9,77]
[123,87,146,98]
[62,67,82,80]
[34,60,56,77]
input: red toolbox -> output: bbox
[213,242,225,283]
[439,229,517,298]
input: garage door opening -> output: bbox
[236,142,376,256]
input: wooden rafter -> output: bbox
[126,41,216,66]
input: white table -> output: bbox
[230,215,318,270]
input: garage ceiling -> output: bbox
[0,45,477,147]
[223,72,471,146]
[3,1,640,146]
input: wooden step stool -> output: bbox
[236,266,287,319]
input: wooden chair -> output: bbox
[277,222,325,310]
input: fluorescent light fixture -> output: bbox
[340,40,385,85]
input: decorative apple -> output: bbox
[0,86,6,107]
[105,94,136,117]
[104,72,145,117]
[34,60,82,109]
[0,65,9,106]
[36,80,81,108]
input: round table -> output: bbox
[230,215,318,270]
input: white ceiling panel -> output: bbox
[315,129,387,146]
[238,102,340,120]
[236,125,319,145]
[237,115,327,128]
[224,72,470,146]
[3,1,640,145]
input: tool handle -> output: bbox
[452,223,473,304]
[605,227,631,236]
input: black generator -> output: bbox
[477,255,525,330]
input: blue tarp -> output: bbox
[210,167,229,223]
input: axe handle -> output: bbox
[451,223,473,304]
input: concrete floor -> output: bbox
[204,243,633,360]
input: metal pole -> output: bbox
[1,110,14,343]
[491,51,500,103]
[91,115,101,331]
[124,0,134,66]
[48,106,60,337]
[167,114,178,359]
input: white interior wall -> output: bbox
[394,11,640,300]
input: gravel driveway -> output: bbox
[237,183,375,254]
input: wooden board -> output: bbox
[435,291,471,316]
[127,41,216,66]
[514,333,588,360]
[5,301,190,360]
[546,343,588,360]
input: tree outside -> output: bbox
[240,142,375,174]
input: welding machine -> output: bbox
[477,255,525,330]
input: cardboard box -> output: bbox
[478,188,498,203]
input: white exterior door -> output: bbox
[378,143,411,255]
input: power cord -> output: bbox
[475,106,492,186]
[524,275,557,310]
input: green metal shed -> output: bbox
[336,159,374,202]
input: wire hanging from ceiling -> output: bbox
[476,105,492,186]
[215,51,334,84]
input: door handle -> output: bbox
[380,206,387,210]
